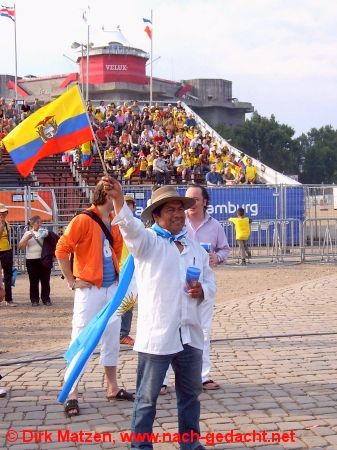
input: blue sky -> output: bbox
[1,0,336,136]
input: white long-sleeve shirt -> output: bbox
[113,203,216,355]
[19,228,48,260]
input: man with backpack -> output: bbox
[55,181,134,418]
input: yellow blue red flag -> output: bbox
[3,85,94,177]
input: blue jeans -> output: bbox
[120,308,133,337]
[131,344,203,449]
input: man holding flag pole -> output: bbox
[102,177,216,449]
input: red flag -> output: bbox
[144,25,152,40]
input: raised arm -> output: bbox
[102,175,124,215]
[102,175,154,260]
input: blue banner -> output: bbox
[125,186,303,219]
[123,186,304,245]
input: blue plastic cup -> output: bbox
[185,266,201,292]
[200,242,211,253]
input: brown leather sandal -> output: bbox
[202,380,220,390]
[106,388,135,401]
[64,399,80,417]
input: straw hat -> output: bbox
[141,186,195,221]
[0,204,8,213]
[124,195,136,205]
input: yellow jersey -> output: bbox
[181,157,191,168]
[246,165,257,182]
[0,221,11,251]
[229,217,251,240]
[140,159,148,171]
[215,161,224,173]
[81,141,91,155]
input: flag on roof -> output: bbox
[144,25,152,40]
[0,5,15,21]
[143,17,152,40]
[82,5,90,23]
[3,85,94,177]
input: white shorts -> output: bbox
[71,283,121,367]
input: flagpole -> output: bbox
[91,126,108,177]
[78,85,108,176]
[14,3,18,101]
[150,9,153,106]
[86,22,89,102]
[80,46,84,98]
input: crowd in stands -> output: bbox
[80,99,259,186]
[0,95,259,186]
[0,97,41,164]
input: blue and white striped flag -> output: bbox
[57,254,135,403]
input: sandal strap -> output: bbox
[115,388,135,401]
[120,336,134,345]
[64,399,80,416]
[65,399,79,410]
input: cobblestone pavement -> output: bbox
[1,273,337,449]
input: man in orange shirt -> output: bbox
[56,181,134,418]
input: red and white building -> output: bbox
[0,28,253,126]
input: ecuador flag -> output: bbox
[3,85,94,177]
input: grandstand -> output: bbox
[0,99,299,224]
[0,151,34,187]
[1,98,337,268]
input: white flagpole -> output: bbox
[77,84,108,175]
[14,3,18,100]
[150,9,153,106]
[86,21,89,102]
[81,46,84,98]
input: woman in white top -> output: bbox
[19,216,52,306]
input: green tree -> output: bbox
[215,112,300,175]
[297,126,337,184]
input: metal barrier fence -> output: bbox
[303,218,337,262]
[1,184,337,271]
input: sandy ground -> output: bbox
[0,263,336,355]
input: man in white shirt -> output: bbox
[104,178,216,450]
[153,153,171,185]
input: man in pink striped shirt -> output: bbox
[185,185,229,390]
